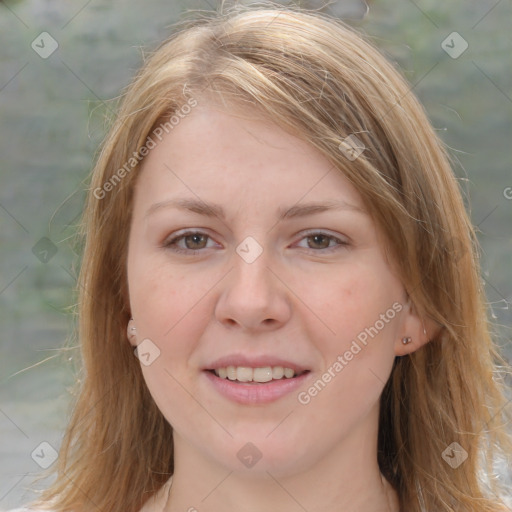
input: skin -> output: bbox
[126,103,430,512]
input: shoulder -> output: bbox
[7,477,173,512]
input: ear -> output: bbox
[127,318,138,347]
[394,296,437,356]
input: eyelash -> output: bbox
[162,230,349,255]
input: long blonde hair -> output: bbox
[35,4,512,511]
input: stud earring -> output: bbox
[127,318,137,342]
[402,336,412,345]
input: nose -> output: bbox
[214,245,292,332]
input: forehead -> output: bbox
[132,104,366,219]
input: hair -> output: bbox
[33,3,511,512]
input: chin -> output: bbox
[202,434,315,477]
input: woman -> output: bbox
[15,4,512,512]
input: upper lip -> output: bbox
[204,355,310,373]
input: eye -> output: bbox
[163,231,215,254]
[163,229,349,255]
[295,231,350,253]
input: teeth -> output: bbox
[237,367,253,382]
[227,366,237,380]
[253,367,273,383]
[213,366,299,382]
[272,366,284,379]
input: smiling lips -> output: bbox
[205,356,309,383]
[204,358,311,404]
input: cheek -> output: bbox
[297,259,402,411]
[129,263,211,428]
[139,360,206,443]
[294,269,400,441]
[127,261,231,433]
[128,253,214,337]
[300,258,402,350]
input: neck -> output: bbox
[164,470,398,512]
[162,409,399,512]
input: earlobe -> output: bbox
[394,298,434,356]
[127,318,137,346]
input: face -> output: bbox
[126,103,411,478]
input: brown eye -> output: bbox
[163,231,213,254]
[296,231,349,253]
[306,234,332,250]
[182,233,209,250]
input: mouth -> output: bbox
[206,366,310,384]
[203,364,311,404]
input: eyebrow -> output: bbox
[144,197,367,221]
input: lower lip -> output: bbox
[203,370,311,405]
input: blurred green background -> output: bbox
[1,0,511,509]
